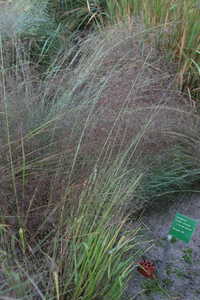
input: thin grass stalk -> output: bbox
[0,36,20,221]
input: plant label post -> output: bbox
[160,213,198,281]
[168,213,198,243]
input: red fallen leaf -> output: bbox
[137,259,156,279]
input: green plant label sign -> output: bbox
[169,213,198,243]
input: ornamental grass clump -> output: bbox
[0,19,151,299]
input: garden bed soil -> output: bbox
[126,193,200,300]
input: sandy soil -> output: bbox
[126,193,200,300]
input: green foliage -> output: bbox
[0,185,142,299]
[60,183,142,300]
[141,278,171,297]
[182,248,193,264]
[48,0,108,31]
[0,0,65,69]
[137,145,200,209]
